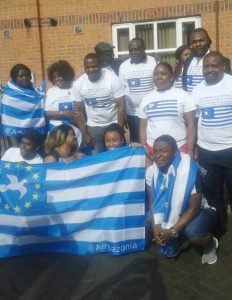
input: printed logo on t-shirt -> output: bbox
[201,105,232,127]
[127,77,154,94]
[144,100,178,118]
[59,102,73,111]
[84,96,112,108]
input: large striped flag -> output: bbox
[0,146,145,258]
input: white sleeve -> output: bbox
[72,77,83,102]
[45,89,54,111]
[111,76,125,99]
[182,91,197,113]
[138,98,147,119]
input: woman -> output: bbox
[44,124,84,163]
[146,135,218,264]
[103,123,141,151]
[45,60,82,146]
[1,64,46,147]
[172,45,192,89]
[103,123,127,150]
[139,62,196,159]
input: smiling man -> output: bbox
[192,51,232,231]
[73,53,125,154]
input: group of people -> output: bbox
[0,26,231,265]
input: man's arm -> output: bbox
[115,96,125,128]
[73,101,94,147]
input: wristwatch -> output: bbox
[171,228,179,238]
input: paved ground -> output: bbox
[0,217,232,300]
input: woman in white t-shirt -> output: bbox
[139,62,196,159]
[45,60,82,146]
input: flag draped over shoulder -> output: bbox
[0,147,145,258]
[1,80,46,136]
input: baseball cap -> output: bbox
[94,42,115,53]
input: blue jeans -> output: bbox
[184,208,218,237]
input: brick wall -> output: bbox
[0,0,231,85]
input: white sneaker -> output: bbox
[201,236,218,265]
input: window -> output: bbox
[112,17,200,64]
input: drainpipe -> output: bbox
[214,0,219,51]
[36,0,45,80]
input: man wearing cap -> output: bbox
[1,130,44,164]
[94,42,122,76]
[119,37,157,143]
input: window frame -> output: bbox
[112,16,201,58]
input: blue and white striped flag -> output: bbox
[127,77,154,94]
[0,147,145,258]
[1,80,46,136]
[201,105,232,127]
[144,100,178,118]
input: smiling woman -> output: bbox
[45,60,82,146]
[138,62,196,159]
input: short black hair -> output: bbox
[153,135,178,153]
[84,53,101,64]
[103,123,127,146]
[129,38,146,50]
[190,28,212,47]
[10,64,31,82]
[155,62,173,74]
[47,60,75,84]
[204,51,224,64]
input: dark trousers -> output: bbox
[197,146,232,224]
[126,115,140,143]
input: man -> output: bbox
[1,131,44,164]
[192,51,232,230]
[146,135,218,264]
[73,53,125,154]
[94,42,122,76]
[119,38,157,142]
[183,28,231,93]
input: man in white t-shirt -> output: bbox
[183,28,231,93]
[73,53,125,154]
[1,130,43,164]
[119,38,158,142]
[192,51,232,228]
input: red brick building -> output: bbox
[0,0,231,86]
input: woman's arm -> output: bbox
[184,110,196,159]
[139,118,147,146]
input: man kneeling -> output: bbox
[146,135,218,264]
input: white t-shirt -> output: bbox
[1,148,43,164]
[192,73,232,151]
[73,69,125,127]
[119,55,156,116]
[45,86,82,146]
[138,87,196,147]
[186,51,210,93]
